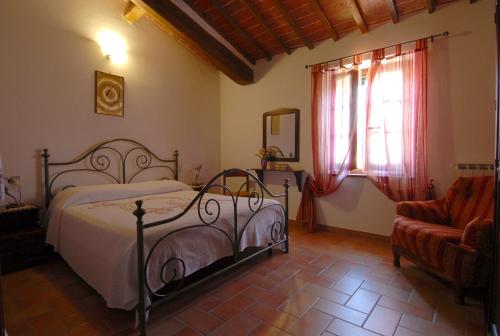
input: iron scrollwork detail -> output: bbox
[42,139,179,207]
[139,169,289,300]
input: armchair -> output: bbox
[391,176,494,304]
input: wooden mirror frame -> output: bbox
[263,108,300,162]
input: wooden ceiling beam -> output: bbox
[239,0,291,54]
[308,0,339,41]
[427,0,436,13]
[346,0,368,33]
[135,0,253,84]
[386,0,399,23]
[209,0,272,61]
[272,0,314,50]
[123,1,146,24]
[184,1,257,65]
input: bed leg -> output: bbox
[267,242,273,256]
[134,200,147,336]
[137,306,147,336]
[284,179,290,254]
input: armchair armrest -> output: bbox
[444,241,487,287]
[396,199,449,225]
[460,217,493,256]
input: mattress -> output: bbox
[45,180,284,310]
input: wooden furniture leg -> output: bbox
[392,246,401,267]
[454,284,465,305]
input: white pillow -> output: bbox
[51,180,191,209]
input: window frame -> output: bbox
[330,58,405,178]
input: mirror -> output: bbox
[263,108,300,162]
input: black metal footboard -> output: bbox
[133,169,289,335]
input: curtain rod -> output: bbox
[304,31,449,69]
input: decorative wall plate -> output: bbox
[95,71,124,117]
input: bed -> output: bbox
[42,139,289,335]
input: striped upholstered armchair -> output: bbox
[391,176,494,304]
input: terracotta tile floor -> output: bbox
[2,224,486,335]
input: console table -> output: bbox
[253,168,304,191]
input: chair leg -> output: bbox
[454,284,465,305]
[392,246,401,267]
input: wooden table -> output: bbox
[253,168,304,191]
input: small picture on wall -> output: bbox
[95,70,124,117]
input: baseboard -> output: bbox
[316,224,391,243]
[290,220,390,244]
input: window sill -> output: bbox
[347,168,366,177]
[330,169,367,178]
[347,172,367,178]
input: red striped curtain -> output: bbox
[364,40,429,201]
[296,64,358,232]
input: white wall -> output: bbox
[220,0,496,236]
[0,0,494,236]
[0,0,221,206]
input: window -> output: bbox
[332,71,353,172]
[333,58,404,175]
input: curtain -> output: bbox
[296,64,358,232]
[364,40,428,201]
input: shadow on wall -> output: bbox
[315,178,366,222]
[34,150,43,207]
[427,35,455,197]
[259,172,298,190]
[253,53,288,83]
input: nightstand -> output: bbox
[0,205,50,274]
[190,184,205,192]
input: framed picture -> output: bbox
[95,71,124,117]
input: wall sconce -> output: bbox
[97,30,127,64]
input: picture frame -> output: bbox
[95,71,124,117]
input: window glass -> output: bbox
[366,63,403,172]
[333,72,352,172]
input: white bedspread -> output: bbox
[45,181,284,310]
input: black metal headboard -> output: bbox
[42,139,179,208]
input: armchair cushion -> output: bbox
[392,216,463,269]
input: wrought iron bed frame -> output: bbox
[41,139,289,336]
